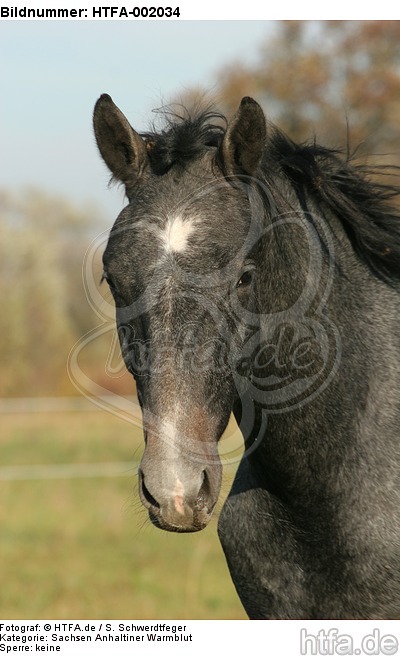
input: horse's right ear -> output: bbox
[220,96,266,178]
[93,94,148,187]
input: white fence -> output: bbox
[0,395,135,414]
[0,395,139,481]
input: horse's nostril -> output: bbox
[196,470,211,511]
[139,470,160,510]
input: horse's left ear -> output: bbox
[220,97,266,178]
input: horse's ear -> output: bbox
[220,97,266,178]
[93,94,148,187]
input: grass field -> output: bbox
[0,410,247,619]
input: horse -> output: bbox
[93,93,400,619]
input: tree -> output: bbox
[216,21,400,159]
[0,189,107,396]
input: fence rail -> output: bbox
[0,395,139,481]
[0,395,136,414]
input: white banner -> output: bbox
[0,1,397,20]
[1,620,400,655]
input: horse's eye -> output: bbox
[101,271,116,291]
[236,270,254,289]
[101,271,126,306]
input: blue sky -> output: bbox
[1,21,274,218]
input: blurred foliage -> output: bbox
[0,188,110,397]
[186,21,400,160]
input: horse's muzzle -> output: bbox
[138,463,221,532]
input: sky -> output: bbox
[1,21,274,218]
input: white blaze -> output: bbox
[161,215,196,253]
[173,478,185,515]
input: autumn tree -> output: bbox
[0,189,106,396]
[214,21,400,159]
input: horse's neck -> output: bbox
[230,188,400,539]
[244,214,400,506]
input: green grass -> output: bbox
[0,411,246,619]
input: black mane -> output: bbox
[268,128,400,283]
[142,105,400,283]
[141,105,226,176]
